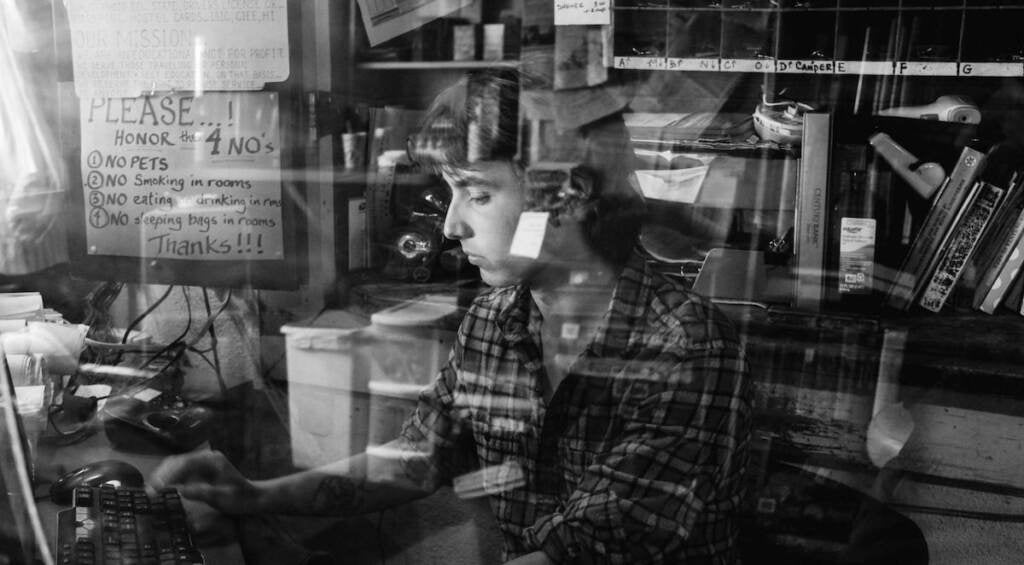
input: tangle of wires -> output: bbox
[133,287,234,394]
[51,286,235,444]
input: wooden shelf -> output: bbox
[334,170,436,186]
[357,60,519,70]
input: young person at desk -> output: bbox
[153,69,753,564]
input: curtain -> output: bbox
[0,0,67,274]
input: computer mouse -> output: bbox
[50,459,145,505]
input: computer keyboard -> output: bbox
[56,485,205,565]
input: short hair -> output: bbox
[408,68,646,268]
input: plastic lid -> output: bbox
[368,380,426,398]
[281,309,369,334]
[370,294,458,327]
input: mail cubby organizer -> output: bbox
[962,8,1024,63]
[833,10,901,61]
[613,1,1024,77]
[721,10,775,59]
[775,10,835,60]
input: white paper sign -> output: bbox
[509,211,549,259]
[66,0,290,98]
[554,0,611,26]
[79,92,284,261]
[357,0,475,46]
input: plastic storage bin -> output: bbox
[365,294,459,386]
[367,379,425,446]
[281,310,371,469]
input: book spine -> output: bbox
[977,228,1024,314]
[794,113,832,312]
[971,184,1024,309]
[1016,273,1024,315]
[919,182,1005,312]
[886,146,987,310]
[1004,267,1024,313]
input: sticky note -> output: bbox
[554,0,611,26]
[561,322,580,340]
[509,211,549,258]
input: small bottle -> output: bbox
[833,169,878,306]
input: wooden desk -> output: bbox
[32,424,246,564]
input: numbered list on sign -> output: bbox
[79,92,284,261]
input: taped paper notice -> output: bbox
[554,0,611,26]
[79,92,284,261]
[357,0,475,46]
[509,211,549,258]
[66,0,290,98]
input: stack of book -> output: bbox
[793,112,1024,315]
[885,145,1024,314]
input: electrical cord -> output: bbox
[119,285,175,343]
[185,288,232,350]
[140,286,193,372]
[84,337,165,352]
[112,285,175,365]
[187,345,217,373]
[202,287,228,398]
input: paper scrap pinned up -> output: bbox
[358,0,476,46]
[510,211,549,258]
[554,0,611,26]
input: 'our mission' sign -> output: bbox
[67,0,289,99]
[79,91,284,261]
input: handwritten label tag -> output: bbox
[554,0,610,26]
[509,211,549,258]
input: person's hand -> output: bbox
[150,450,262,515]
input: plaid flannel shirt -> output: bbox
[397,250,751,564]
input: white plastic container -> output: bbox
[367,379,425,447]
[366,294,459,386]
[281,310,370,469]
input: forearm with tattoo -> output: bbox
[309,475,367,515]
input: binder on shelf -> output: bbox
[885,145,988,311]
[976,218,1024,314]
[1004,268,1024,315]
[794,112,832,312]
[978,237,1024,313]
[968,174,1024,309]
[918,182,1005,313]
